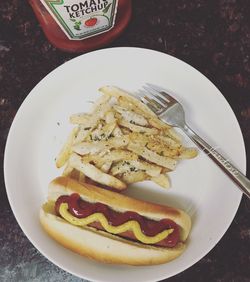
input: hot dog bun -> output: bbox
[40,176,191,265]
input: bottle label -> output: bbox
[41,0,118,40]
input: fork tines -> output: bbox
[137,83,177,113]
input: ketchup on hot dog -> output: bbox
[55,193,180,247]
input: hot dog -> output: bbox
[40,176,191,265]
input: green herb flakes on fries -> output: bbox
[55,86,198,190]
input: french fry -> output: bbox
[82,150,138,169]
[121,171,150,184]
[105,111,116,123]
[90,121,117,141]
[178,148,198,159]
[73,135,130,155]
[110,160,162,177]
[112,126,123,137]
[69,153,127,190]
[62,162,74,177]
[151,174,170,189]
[118,119,158,134]
[127,142,177,170]
[157,135,182,149]
[103,149,138,162]
[90,94,111,114]
[146,140,180,158]
[110,161,133,175]
[131,160,162,177]
[100,161,112,173]
[73,125,92,144]
[113,105,148,126]
[128,132,149,146]
[81,155,105,168]
[56,127,79,168]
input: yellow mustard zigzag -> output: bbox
[59,203,173,244]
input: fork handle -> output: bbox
[182,124,250,199]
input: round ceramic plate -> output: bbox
[4,47,245,282]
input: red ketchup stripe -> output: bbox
[55,193,180,248]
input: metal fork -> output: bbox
[138,83,250,199]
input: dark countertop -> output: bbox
[0,1,250,281]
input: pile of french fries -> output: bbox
[56,86,197,191]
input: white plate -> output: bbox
[4,47,245,282]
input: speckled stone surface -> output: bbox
[0,1,250,281]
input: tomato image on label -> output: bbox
[85,17,98,27]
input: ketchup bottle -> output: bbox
[28,0,132,53]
